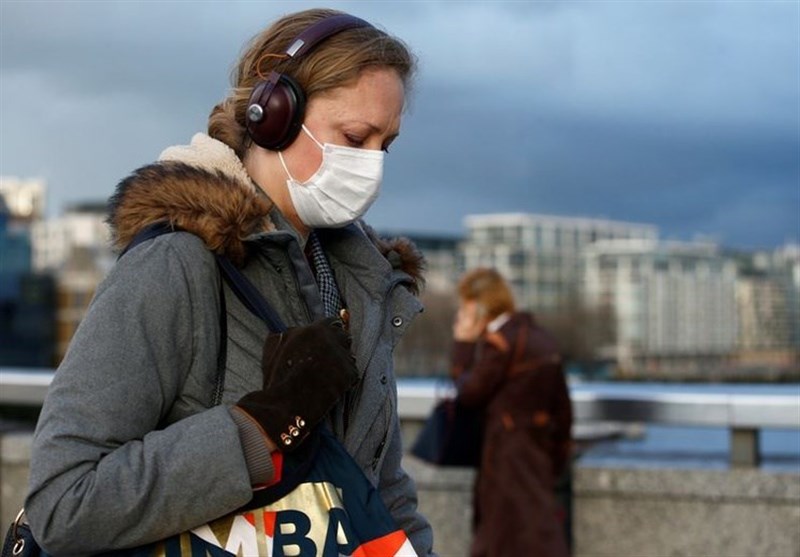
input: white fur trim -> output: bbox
[159,133,256,192]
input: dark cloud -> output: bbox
[378,77,799,249]
[1,1,797,249]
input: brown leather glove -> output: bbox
[236,317,359,451]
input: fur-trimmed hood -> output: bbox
[107,133,425,292]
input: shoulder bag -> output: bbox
[4,223,418,557]
[409,395,483,467]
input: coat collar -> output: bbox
[107,133,425,291]
[107,133,273,267]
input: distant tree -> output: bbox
[537,292,616,380]
[395,287,616,379]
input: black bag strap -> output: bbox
[214,255,286,333]
[121,221,288,404]
[211,277,228,406]
[118,221,176,258]
[122,222,286,330]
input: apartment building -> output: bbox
[0,196,31,300]
[0,177,45,223]
[734,244,800,369]
[583,239,738,372]
[31,202,113,271]
[737,275,790,351]
[0,179,56,367]
[403,233,463,293]
[461,213,657,314]
[29,202,114,363]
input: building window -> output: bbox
[510,250,526,267]
[600,258,617,271]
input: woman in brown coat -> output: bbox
[451,268,573,557]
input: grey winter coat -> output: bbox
[25,134,434,556]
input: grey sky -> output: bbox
[1,0,798,249]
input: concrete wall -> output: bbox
[573,466,800,557]
[403,457,476,557]
[2,430,799,557]
[406,456,800,557]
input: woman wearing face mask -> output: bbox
[25,8,434,556]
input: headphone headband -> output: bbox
[246,14,374,151]
[285,14,372,58]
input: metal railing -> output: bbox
[0,369,53,406]
[396,380,800,467]
[2,369,799,466]
[396,380,800,426]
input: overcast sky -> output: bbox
[1,0,798,249]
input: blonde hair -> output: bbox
[458,268,516,320]
[208,8,416,158]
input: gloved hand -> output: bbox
[236,317,360,451]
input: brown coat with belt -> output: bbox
[452,311,572,557]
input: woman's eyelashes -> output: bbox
[344,133,365,148]
[342,132,392,153]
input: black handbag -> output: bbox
[411,323,537,468]
[410,397,483,467]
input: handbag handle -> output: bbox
[6,508,27,556]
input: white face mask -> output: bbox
[279,125,384,228]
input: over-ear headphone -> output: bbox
[245,14,373,151]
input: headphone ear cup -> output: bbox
[246,74,307,151]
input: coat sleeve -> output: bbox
[453,336,514,408]
[25,236,254,555]
[449,340,476,380]
[549,363,573,478]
